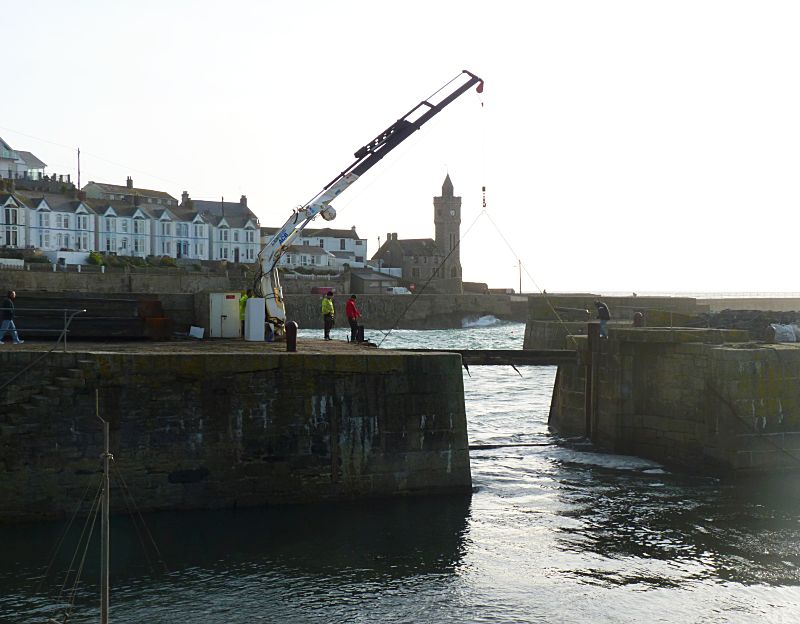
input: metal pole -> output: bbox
[98,391,110,624]
[518,259,522,294]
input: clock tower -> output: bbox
[433,174,462,281]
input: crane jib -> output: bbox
[255,70,483,329]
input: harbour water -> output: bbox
[2,321,800,622]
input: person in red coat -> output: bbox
[345,294,362,343]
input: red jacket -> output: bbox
[345,298,361,320]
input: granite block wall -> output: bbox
[0,349,471,523]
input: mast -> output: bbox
[98,390,110,624]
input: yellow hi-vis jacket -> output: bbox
[239,294,248,321]
[321,297,335,316]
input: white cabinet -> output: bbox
[209,292,241,338]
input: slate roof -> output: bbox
[85,181,177,202]
[188,199,258,229]
[351,267,400,281]
[260,226,361,239]
[16,191,97,214]
[15,151,46,170]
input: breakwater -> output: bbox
[0,341,471,523]
[549,326,800,474]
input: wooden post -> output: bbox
[585,322,601,439]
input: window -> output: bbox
[355,240,362,246]
[246,230,254,243]
[449,233,457,251]
[4,207,17,225]
[339,239,345,250]
[63,235,70,249]
[221,247,228,259]
[56,214,62,228]
[302,240,309,246]
[319,239,324,248]
[233,231,239,242]
[220,228,229,242]
[161,222,171,236]
[355,256,363,263]
[134,218,145,234]
[78,215,88,230]
[106,237,112,252]
[134,238,144,254]
[162,241,171,254]
[121,220,129,233]
[40,212,50,227]
[5,227,18,246]
[56,234,62,247]
[121,238,128,250]
[194,224,204,237]
[106,217,115,232]
[63,215,70,229]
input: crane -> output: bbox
[253,70,484,334]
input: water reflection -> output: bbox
[551,447,800,587]
[0,494,472,621]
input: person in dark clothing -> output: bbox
[345,295,362,343]
[594,300,611,338]
[0,290,23,344]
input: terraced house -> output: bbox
[0,175,260,263]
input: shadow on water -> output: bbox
[549,444,800,588]
[0,494,471,620]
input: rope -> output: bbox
[481,209,582,348]
[377,208,486,347]
[112,462,169,574]
[36,477,99,594]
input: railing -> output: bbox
[6,307,86,352]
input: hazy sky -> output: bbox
[5,1,800,293]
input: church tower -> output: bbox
[433,173,462,280]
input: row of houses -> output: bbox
[1,137,463,292]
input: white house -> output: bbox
[260,225,367,271]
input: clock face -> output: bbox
[449,209,456,217]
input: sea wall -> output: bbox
[549,327,800,473]
[284,293,527,330]
[0,347,471,523]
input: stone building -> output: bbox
[370,174,463,293]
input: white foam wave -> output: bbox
[462,315,501,328]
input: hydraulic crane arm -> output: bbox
[254,69,484,332]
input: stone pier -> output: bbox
[549,326,800,474]
[0,340,471,523]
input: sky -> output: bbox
[4,0,800,294]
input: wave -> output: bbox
[462,315,502,328]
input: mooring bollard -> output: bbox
[286,321,298,352]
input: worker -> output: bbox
[239,289,252,337]
[346,294,362,343]
[322,291,335,340]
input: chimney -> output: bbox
[181,191,190,206]
[133,194,140,207]
[240,194,247,208]
[126,176,133,189]
[386,232,392,243]
[77,190,86,201]
[392,232,398,240]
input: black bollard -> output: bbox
[286,321,298,352]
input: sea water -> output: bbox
[1,321,800,622]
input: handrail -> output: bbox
[1,307,86,352]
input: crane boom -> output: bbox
[255,69,484,333]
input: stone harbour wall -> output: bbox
[549,328,800,474]
[0,348,471,523]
